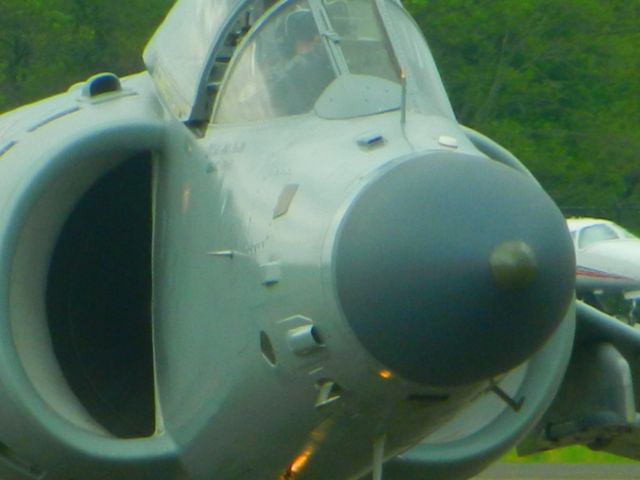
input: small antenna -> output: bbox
[399,68,412,148]
[400,68,407,126]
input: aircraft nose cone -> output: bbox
[334,153,575,387]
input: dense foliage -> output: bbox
[1,1,638,225]
[0,0,172,110]
[406,0,640,227]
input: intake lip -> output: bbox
[334,153,575,387]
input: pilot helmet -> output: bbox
[285,9,318,45]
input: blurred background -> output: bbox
[1,0,638,230]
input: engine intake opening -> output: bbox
[46,155,155,438]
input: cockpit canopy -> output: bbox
[568,219,638,250]
[144,0,455,124]
[216,0,403,122]
[143,0,245,120]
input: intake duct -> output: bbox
[46,156,154,438]
[1,123,162,440]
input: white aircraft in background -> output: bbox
[567,217,640,322]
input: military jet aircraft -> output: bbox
[1,1,639,479]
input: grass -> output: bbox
[502,446,634,464]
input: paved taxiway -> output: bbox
[474,463,640,479]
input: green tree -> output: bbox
[0,0,173,112]
[0,0,71,106]
[404,0,640,224]
[2,1,638,227]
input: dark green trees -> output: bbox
[1,1,638,226]
[405,0,640,223]
[0,0,172,111]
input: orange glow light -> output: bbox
[288,448,313,476]
[378,370,393,380]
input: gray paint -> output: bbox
[334,153,575,386]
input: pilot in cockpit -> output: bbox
[283,10,319,56]
[272,9,335,115]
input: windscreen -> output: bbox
[323,0,399,83]
[579,224,619,248]
[215,0,451,123]
[385,1,456,119]
[216,1,337,123]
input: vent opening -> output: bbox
[46,154,155,438]
[82,73,122,97]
